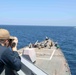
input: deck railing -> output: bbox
[15,56,48,75]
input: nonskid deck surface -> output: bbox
[35,47,71,75]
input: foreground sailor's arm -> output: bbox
[1,48,21,71]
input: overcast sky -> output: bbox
[0,0,76,26]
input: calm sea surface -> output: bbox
[0,25,76,75]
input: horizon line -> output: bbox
[0,24,75,27]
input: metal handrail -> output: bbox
[17,56,48,75]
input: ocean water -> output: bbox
[0,25,76,75]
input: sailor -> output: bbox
[55,42,60,49]
[45,36,49,40]
[0,29,21,75]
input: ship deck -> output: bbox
[18,39,71,75]
[34,47,71,75]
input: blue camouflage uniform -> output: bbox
[0,45,21,74]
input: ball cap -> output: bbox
[0,28,14,39]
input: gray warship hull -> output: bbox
[18,39,71,75]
